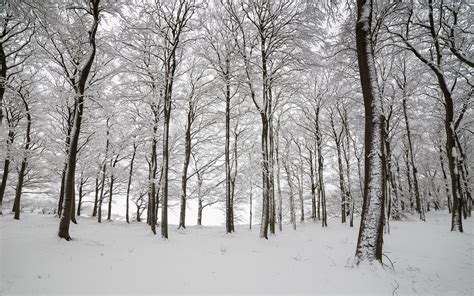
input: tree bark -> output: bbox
[354,0,385,263]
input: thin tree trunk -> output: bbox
[179,103,193,229]
[403,95,423,220]
[92,175,99,217]
[309,149,317,220]
[439,144,452,212]
[77,172,84,216]
[126,143,138,224]
[0,130,14,214]
[13,101,30,220]
[107,174,114,221]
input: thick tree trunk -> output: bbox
[58,1,100,240]
[354,0,385,263]
[58,95,84,239]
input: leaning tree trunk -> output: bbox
[354,0,386,263]
[58,0,100,240]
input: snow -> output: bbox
[1,212,473,295]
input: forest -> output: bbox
[0,0,472,295]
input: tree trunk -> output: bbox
[97,126,110,224]
[149,124,158,234]
[309,149,317,220]
[402,95,423,220]
[92,175,99,217]
[0,130,14,214]
[275,130,283,231]
[13,100,30,220]
[58,1,100,240]
[354,0,385,263]
[125,143,137,224]
[439,144,452,212]
[107,174,114,221]
[179,108,192,229]
[259,115,270,239]
[224,60,232,234]
[284,159,296,231]
[77,172,84,216]
[161,99,171,239]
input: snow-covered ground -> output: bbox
[1,212,472,295]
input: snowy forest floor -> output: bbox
[1,211,473,296]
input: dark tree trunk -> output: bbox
[354,0,385,263]
[97,125,110,224]
[402,95,423,220]
[439,144,452,213]
[149,123,158,234]
[13,99,30,220]
[224,59,232,234]
[58,1,100,240]
[92,175,99,217]
[315,107,326,226]
[0,130,14,214]
[178,101,193,229]
[161,85,172,239]
[284,158,296,231]
[309,149,317,220]
[126,143,138,224]
[275,131,283,231]
[77,172,84,217]
[0,42,6,124]
[107,174,114,221]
